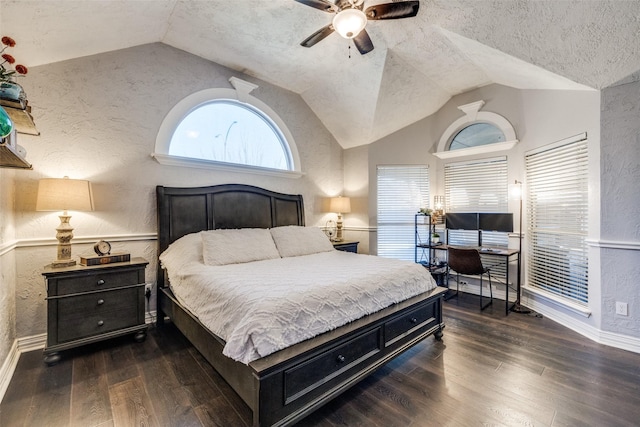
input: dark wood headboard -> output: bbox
[156,184,305,287]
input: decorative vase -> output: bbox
[0,106,13,137]
[0,80,25,103]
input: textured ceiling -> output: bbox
[2,0,639,148]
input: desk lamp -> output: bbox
[36,176,94,267]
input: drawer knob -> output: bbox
[97,279,105,286]
[97,320,104,326]
[336,355,346,363]
[410,317,418,324]
[97,299,104,305]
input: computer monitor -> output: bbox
[445,213,479,230]
[479,213,514,232]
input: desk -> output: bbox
[431,244,520,315]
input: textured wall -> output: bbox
[11,43,343,339]
[600,79,640,335]
[0,168,17,369]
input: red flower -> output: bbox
[1,54,15,64]
[14,64,27,75]
[1,36,16,47]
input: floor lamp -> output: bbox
[509,180,530,314]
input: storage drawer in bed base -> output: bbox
[158,285,446,427]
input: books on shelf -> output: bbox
[80,253,131,266]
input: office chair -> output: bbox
[447,247,493,310]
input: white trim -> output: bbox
[15,233,158,248]
[433,140,517,159]
[435,100,518,157]
[523,285,591,317]
[151,153,304,178]
[587,238,640,251]
[0,239,17,256]
[0,340,19,404]
[18,333,46,353]
[523,295,640,354]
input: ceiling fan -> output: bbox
[295,0,420,55]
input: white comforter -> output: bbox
[162,250,436,364]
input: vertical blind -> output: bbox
[525,134,589,305]
[377,165,430,261]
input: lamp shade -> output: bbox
[508,181,523,200]
[36,177,94,212]
[329,196,351,214]
[332,8,367,39]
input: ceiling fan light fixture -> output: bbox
[332,8,367,39]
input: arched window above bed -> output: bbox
[153,77,302,178]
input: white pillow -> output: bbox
[159,232,203,273]
[201,228,281,266]
[270,225,334,258]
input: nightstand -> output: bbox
[332,240,359,253]
[42,257,149,365]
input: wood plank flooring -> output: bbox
[2,293,640,426]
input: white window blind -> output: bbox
[444,157,508,247]
[377,165,430,261]
[525,134,589,305]
[444,157,509,281]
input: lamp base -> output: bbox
[51,259,77,268]
[510,303,531,314]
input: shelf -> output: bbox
[2,103,39,135]
[0,130,31,169]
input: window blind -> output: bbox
[525,134,589,305]
[444,157,508,246]
[377,165,430,261]
[444,157,509,279]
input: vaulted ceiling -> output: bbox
[2,0,639,148]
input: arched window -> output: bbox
[434,100,517,159]
[449,123,506,151]
[153,77,302,178]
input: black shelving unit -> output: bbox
[415,214,448,286]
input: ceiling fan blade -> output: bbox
[294,0,339,13]
[365,1,420,20]
[353,29,374,55]
[300,24,335,48]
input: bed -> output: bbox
[156,183,446,427]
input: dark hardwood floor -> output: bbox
[2,293,640,427]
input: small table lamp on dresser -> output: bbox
[36,176,94,267]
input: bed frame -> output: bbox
[156,184,446,427]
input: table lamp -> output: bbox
[36,176,94,267]
[329,196,351,242]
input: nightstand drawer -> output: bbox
[56,287,142,343]
[54,270,141,296]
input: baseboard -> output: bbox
[524,299,640,354]
[0,340,19,404]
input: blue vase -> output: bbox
[0,81,25,103]
[0,106,13,138]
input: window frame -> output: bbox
[153,81,302,178]
[434,100,518,159]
